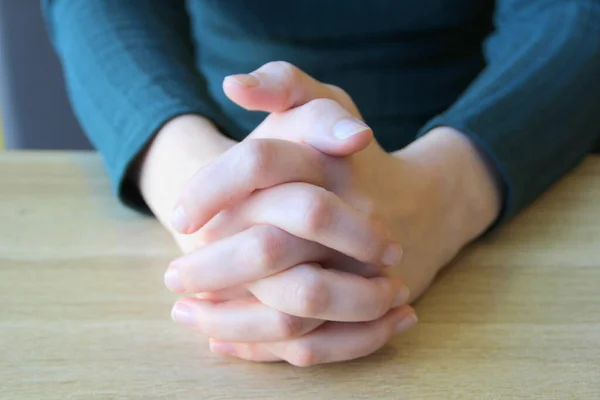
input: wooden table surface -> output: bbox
[1,151,599,400]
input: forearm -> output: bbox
[394,126,502,247]
[137,115,235,232]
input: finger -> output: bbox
[248,97,372,157]
[247,263,410,322]
[170,297,324,342]
[210,305,418,366]
[196,287,252,302]
[195,207,382,277]
[192,258,382,305]
[188,194,384,278]
[174,98,376,233]
[172,139,326,233]
[223,61,361,116]
[209,339,280,363]
[223,61,371,155]
[174,97,376,234]
[165,225,329,293]
[215,182,401,267]
[172,99,372,233]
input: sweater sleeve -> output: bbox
[418,0,600,225]
[43,0,222,210]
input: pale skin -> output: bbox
[138,62,501,366]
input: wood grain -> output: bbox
[1,151,599,400]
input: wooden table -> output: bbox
[1,151,599,399]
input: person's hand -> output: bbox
[157,63,417,365]
[164,62,501,365]
[136,62,371,254]
[175,63,406,285]
[138,64,380,254]
[135,62,412,366]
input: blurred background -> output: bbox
[0,0,91,151]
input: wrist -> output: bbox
[137,114,235,226]
[395,126,502,246]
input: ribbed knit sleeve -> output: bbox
[43,0,222,209]
[418,0,600,224]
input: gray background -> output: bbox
[0,0,91,150]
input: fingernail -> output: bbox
[210,340,236,356]
[332,119,370,140]
[171,205,190,233]
[164,269,186,293]
[171,302,196,327]
[392,285,411,307]
[225,74,260,88]
[394,313,418,335]
[381,244,402,267]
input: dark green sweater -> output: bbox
[43,0,600,224]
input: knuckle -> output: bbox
[293,270,330,317]
[268,61,299,80]
[286,342,320,367]
[240,139,274,179]
[268,61,301,110]
[273,312,305,339]
[250,226,286,272]
[299,188,336,236]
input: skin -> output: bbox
[138,62,501,366]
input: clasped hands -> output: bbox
[159,62,500,366]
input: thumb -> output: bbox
[223,61,371,156]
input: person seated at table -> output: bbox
[44,0,600,366]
